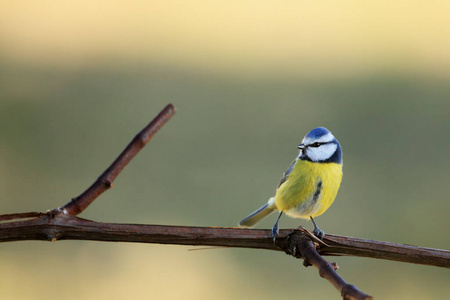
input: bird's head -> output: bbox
[297,127,342,164]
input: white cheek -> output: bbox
[307,143,337,162]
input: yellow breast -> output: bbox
[274,160,342,219]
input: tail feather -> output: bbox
[238,198,276,228]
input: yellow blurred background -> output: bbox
[0,1,449,299]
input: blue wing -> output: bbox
[277,159,297,189]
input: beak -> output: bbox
[297,143,305,150]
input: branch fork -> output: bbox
[56,103,175,216]
[285,230,372,300]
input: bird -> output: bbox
[238,127,343,240]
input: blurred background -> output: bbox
[1,1,449,299]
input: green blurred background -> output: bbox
[1,1,449,299]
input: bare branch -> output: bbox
[1,214,448,269]
[287,232,373,300]
[320,233,450,268]
[0,212,44,221]
[56,104,176,216]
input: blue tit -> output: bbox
[238,127,343,240]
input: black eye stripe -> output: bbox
[309,142,329,147]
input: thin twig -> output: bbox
[287,232,373,300]
[55,104,176,216]
[0,212,44,221]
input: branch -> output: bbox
[1,215,448,269]
[56,104,176,216]
[2,215,450,299]
[320,233,450,267]
[287,232,373,300]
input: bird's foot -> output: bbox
[271,211,283,243]
[313,227,325,240]
[271,223,279,242]
[310,216,325,240]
